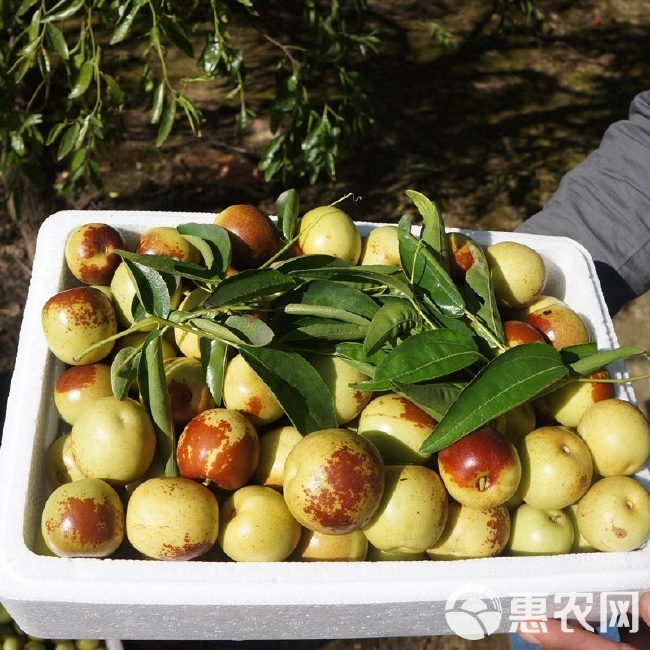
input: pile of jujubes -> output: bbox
[39,190,650,563]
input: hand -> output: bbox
[516,592,650,649]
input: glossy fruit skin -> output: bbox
[109,261,151,329]
[42,286,118,365]
[507,503,574,556]
[126,476,219,560]
[283,428,385,535]
[503,320,545,348]
[291,528,368,562]
[173,288,210,360]
[544,369,615,428]
[516,294,564,320]
[525,304,590,350]
[447,232,477,282]
[176,407,260,491]
[222,354,283,427]
[518,426,593,510]
[53,362,114,424]
[577,476,650,552]
[577,398,650,476]
[217,485,302,562]
[297,206,362,265]
[494,402,536,444]
[362,464,449,553]
[64,223,127,286]
[426,501,510,560]
[566,503,597,553]
[41,478,125,558]
[137,226,201,264]
[163,357,215,433]
[70,395,157,484]
[437,426,522,509]
[45,433,86,489]
[310,354,372,425]
[214,204,281,270]
[110,261,183,328]
[251,425,303,490]
[485,241,546,309]
[357,392,436,465]
[359,225,401,266]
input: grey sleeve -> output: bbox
[516,90,650,315]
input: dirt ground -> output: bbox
[1,1,650,648]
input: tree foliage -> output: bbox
[0,0,544,218]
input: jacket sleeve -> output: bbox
[515,90,650,315]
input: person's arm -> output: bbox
[516,90,650,316]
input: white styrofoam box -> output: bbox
[0,210,646,641]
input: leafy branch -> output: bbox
[64,188,640,475]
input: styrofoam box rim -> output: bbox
[0,210,647,640]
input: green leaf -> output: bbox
[279,317,368,343]
[364,299,421,356]
[187,318,246,345]
[463,236,504,347]
[159,15,194,57]
[57,122,80,160]
[240,345,338,434]
[204,269,296,309]
[111,0,146,44]
[199,37,222,77]
[176,222,231,275]
[275,280,379,320]
[116,249,221,283]
[392,380,466,422]
[335,342,388,378]
[224,314,274,346]
[151,82,165,124]
[10,132,25,157]
[138,332,177,476]
[43,0,84,23]
[156,100,176,147]
[291,264,415,299]
[68,61,94,99]
[358,328,479,391]
[110,347,140,400]
[559,342,598,366]
[570,346,646,376]
[398,215,465,318]
[275,254,349,274]
[103,73,124,105]
[276,189,300,242]
[406,189,448,270]
[421,343,568,453]
[46,121,67,147]
[122,258,178,319]
[17,0,40,17]
[200,338,228,406]
[45,23,69,59]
